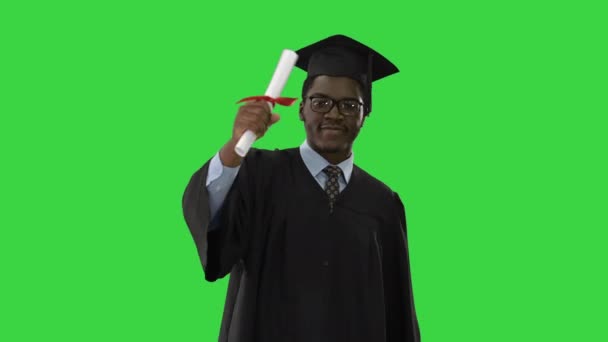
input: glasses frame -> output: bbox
[306,96,365,117]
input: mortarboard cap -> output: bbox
[295,34,399,115]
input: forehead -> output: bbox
[307,75,363,100]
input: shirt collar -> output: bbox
[299,139,354,183]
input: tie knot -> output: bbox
[323,165,342,177]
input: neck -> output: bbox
[318,149,351,165]
[306,139,353,165]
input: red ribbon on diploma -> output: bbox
[236,95,298,107]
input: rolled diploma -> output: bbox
[234,49,299,157]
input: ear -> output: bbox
[360,115,367,128]
[299,102,304,121]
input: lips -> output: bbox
[320,125,345,131]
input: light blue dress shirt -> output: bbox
[206,140,354,225]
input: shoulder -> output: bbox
[352,164,405,213]
[352,164,395,197]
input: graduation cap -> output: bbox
[295,34,399,115]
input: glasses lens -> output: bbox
[311,97,333,112]
[339,100,361,116]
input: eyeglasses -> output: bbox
[306,96,364,117]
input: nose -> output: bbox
[324,104,342,119]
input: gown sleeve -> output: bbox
[206,152,241,226]
[182,148,266,282]
[383,191,422,342]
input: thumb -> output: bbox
[269,113,281,126]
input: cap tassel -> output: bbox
[367,51,374,115]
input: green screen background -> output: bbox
[1,1,606,341]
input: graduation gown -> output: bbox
[182,147,421,342]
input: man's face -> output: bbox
[299,75,366,156]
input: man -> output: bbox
[182,34,421,342]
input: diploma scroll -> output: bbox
[234,49,299,157]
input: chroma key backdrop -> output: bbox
[1,1,606,341]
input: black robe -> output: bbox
[182,147,421,342]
